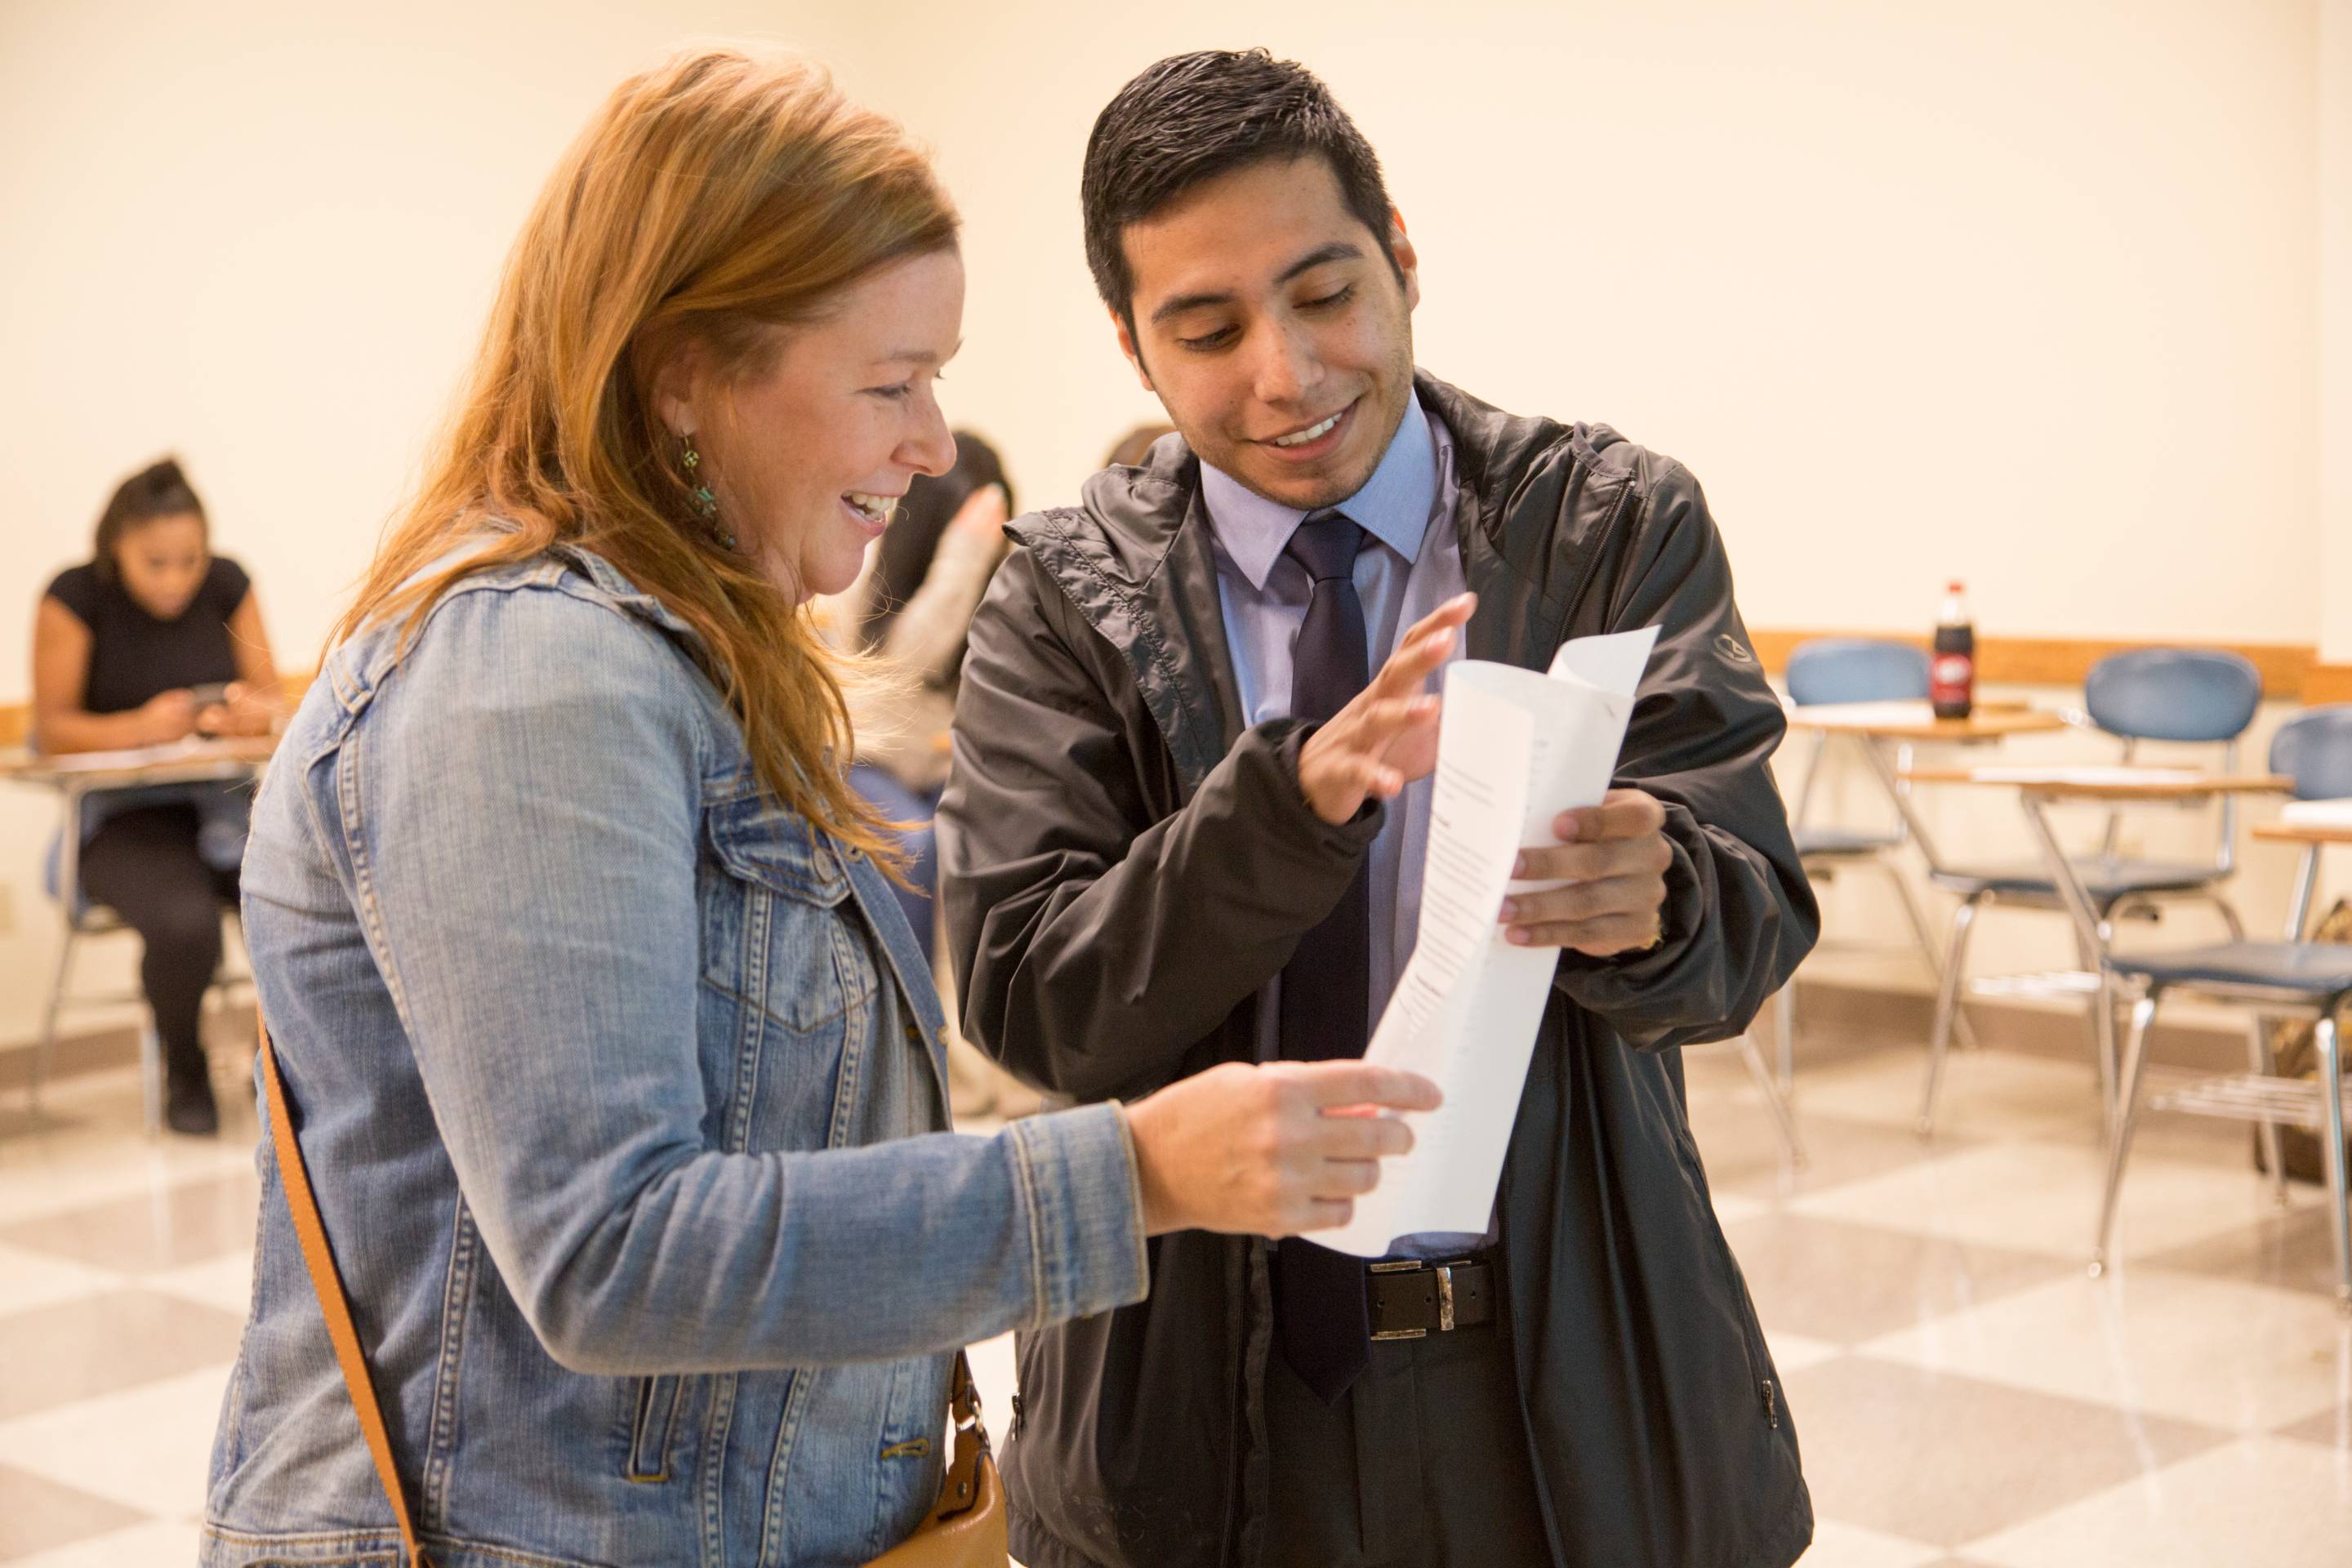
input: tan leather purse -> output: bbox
[864,1350,1007,1567]
[257,1015,1006,1568]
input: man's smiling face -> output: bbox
[1114,155,1420,512]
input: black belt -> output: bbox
[1365,1256,1495,1341]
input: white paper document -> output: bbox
[29,738,219,773]
[1325,625,1662,1258]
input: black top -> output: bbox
[45,555,251,715]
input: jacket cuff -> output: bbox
[1005,1101,1151,1326]
[1267,720,1386,849]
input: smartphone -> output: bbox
[186,682,234,709]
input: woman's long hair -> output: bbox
[337,45,956,860]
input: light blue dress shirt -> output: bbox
[1200,390,1488,1256]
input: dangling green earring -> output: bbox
[679,432,736,550]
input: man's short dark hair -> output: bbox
[1081,49,1398,330]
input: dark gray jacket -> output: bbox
[939,374,1820,1568]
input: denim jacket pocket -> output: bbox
[699,786,883,1163]
[704,790,852,909]
[700,792,871,1033]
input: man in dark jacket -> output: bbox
[939,47,1819,1568]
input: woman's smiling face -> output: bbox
[663,247,965,603]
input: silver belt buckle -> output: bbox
[1366,1259,1459,1340]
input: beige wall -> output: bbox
[904,0,2323,646]
[2323,0,2352,662]
[0,0,2334,1049]
[0,0,900,696]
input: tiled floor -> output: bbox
[1,1031,2348,1566]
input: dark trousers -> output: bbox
[78,805,238,1085]
[1264,1305,1553,1566]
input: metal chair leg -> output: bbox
[2091,990,2162,1277]
[1774,983,1796,1096]
[138,1019,163,1137]
[2089,919,2120,1144]
[30,926,79,1111]
[1736,1032,1806,1172]
[1883,862,1981,1054]
[1919,896,1982,1136]
[2093,973,2120,1145]
[2207,893,2245,942]
[2247,1014,2289,1209]
[2314,1013,2352,1314]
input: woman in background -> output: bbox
[835,431,1011,966]
[832,434,1032,1116]
[31,457,282,1134]
[1102,421,1174,470]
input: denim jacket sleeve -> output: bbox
[341,581,1147,1376]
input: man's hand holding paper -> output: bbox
[1501,789,1673,956]
[1323,624,1664,1258]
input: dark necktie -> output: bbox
[1274,510,1376,1405]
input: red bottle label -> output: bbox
[1931,653,1974,703]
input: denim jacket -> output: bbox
[203,544,1149,1568]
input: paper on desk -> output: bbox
[1324,625,1661,1258]
[31,739,216,773]
[2282,799,2352,826]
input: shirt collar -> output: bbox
[1198,389,1438,591]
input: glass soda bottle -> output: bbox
[1931,581,1975,719]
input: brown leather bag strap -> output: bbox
[936,1351,987,1521]
[257,1013,432,1568]
[949,1351,981,1428]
